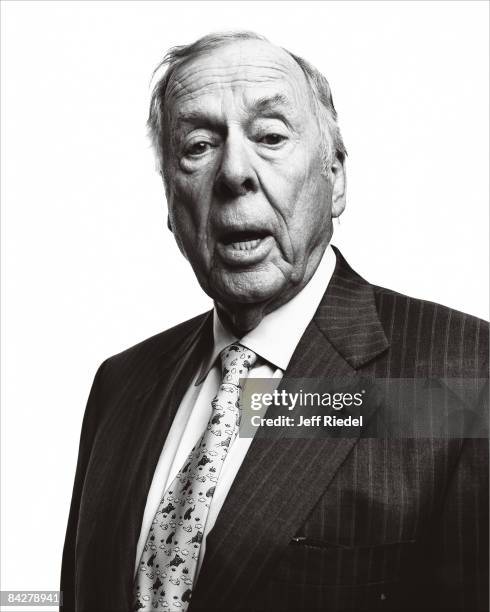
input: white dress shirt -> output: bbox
[134,245,336,578]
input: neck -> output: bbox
[215,302,269,337]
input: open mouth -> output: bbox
[220,230,270,251]
[217,229,274,266]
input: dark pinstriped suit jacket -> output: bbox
[60,247,488,612]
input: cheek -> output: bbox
[260,150,330,237]
[291,174,333,250]
[169,170,214,238]
[256,158,308,225]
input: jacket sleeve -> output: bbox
[59,361,107,612]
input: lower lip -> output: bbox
[216,235,274,267]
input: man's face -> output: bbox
[164,40,344,312]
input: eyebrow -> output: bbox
[174,109,221,127]
[250,93,293,115]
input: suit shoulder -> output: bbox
[372,283,488,335]
[102,311,211,373]
[372,284,488,376]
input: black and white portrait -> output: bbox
[1,3,488,612]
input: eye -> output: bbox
[185,141,213,157]
[259,133,288,147]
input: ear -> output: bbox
[329,157,346,218]
[163,174,173,233]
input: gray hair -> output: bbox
[148,31,347,179]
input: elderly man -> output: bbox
[60,32,488,612]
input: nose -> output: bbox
[214,131,258,199]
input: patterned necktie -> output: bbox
[133,343,257,611]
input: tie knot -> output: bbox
[220,343,257,385]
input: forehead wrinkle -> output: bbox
[167,50,306,103]
[174,59,298,84]
[169,71,293,103]
[171,82,294,112]
[168,75,307,124]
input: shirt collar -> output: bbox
[196,244,336,384]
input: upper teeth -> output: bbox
[231,239,261,251]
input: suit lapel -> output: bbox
[191,246,389,610]
[88,312,215,610]
[125,312,215,543]
[318,246,389,368]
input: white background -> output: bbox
[1,0,488,606]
